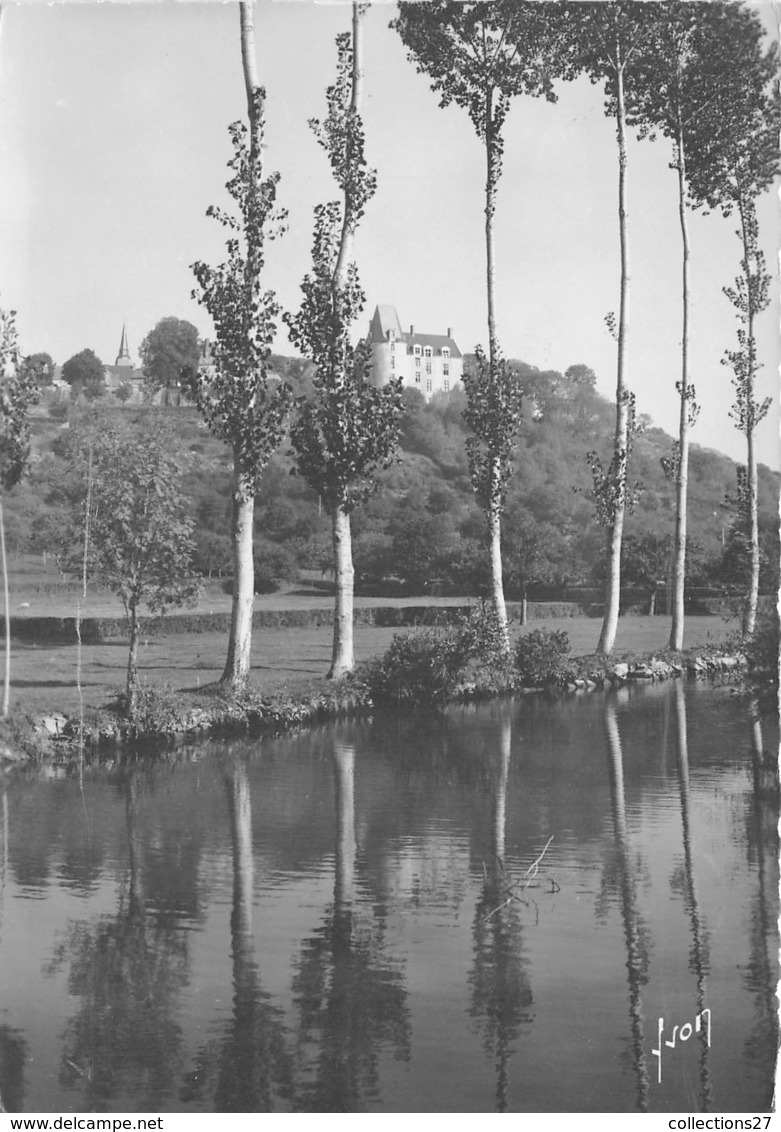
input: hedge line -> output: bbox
[3,593,763,644]
[6,602,593,643]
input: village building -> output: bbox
[366,304,462,399]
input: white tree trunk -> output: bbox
[669,130,691,652]
[329,506,354,678]
[489,484,508,645]
[597,47,631,659]
[221,481,255,692]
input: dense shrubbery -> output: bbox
[514,628,571,686]
[361,602,512,708]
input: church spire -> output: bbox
[116,323,132,368]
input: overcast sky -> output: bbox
[0,0,779,469]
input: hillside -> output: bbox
[8,362,779,599]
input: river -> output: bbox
[0,681,776,1113]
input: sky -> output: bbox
[0,0,779,471]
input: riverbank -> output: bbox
[0,635,748,770]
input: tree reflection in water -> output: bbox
[182,756,293,1111]
[468,714,533,1113]
[671,681,712,1110]
[604,699,650,1113]
[48,769,189,1111]
[291,742,410,1112]
[0,790,26,1114]
[743,712,780,1104]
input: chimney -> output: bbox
[447,327,452,338]
[410,324,415,335]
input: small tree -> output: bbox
[139,317,200,404]
[61,348,105,400]
[285,5,402,678]
[67,413,199,715]
[0,306,39,716]
[191,1,292,692]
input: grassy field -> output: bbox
[5,607,737,718]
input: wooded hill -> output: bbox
[11,358,779,599]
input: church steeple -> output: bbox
[115,323,132,368]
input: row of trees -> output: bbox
[393,1,777,656]
[3,2,777,709]
[192,0,778,693]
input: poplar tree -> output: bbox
[681,4,779,638]
[285,3,402,678]
[192,2,292,693]
[631,1,777,649]
[393,0,574,649]
[563,1,656,657]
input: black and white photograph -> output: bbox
[0,0,778,1118]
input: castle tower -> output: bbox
[115,323,133,368]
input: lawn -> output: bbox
[5,606,738,719]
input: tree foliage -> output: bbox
[0,308,39,493]
[61,348,105,400]
[20,352,55,388]
[65,411,199,711]
[191,115,291,498]
[139,317,200,398]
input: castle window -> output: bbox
[442,347,450,359]
[443,363,450,376]
[413,344,422,357]
[391,355,395,369]
[426,379,432,393]
[443,380,450,392]
[390,339,395,352]
[423,346,433,358]
[415,372,421,384]
[425,361,432,375]
[415,355,421,368]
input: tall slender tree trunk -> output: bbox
[329,507,354,678]
[669,127,692,652]
[0,499,9,718]
[484,91,508,647]
[328,1,364,677]
[597,49,631,658]
[745,423,760,637]
[222,477,255,692]
[219,0,262,695]
[126,603,140,715]
[740,201,761,638]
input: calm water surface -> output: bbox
[0,682,777,1113]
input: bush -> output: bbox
[514,627,571,686]
[361,602,514,708]
[121,679,182,730]
[361,627,472,709]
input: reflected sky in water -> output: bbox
[0,682,776,1113]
